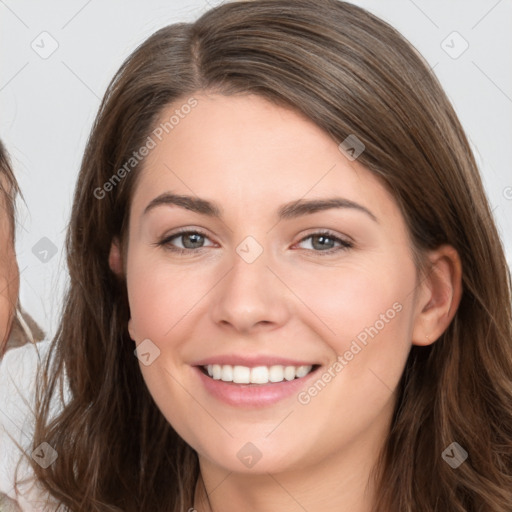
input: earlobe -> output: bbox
[108,237,123,277]
[411,245,462,346]
[127,318,137,343]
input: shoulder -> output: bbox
[0,340,61,510]
[0,340,52,430]
[0,340,51,440]
[0,338,51,389]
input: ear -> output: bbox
[108,237,124,277]
[127,318,137,343]
[411,244,462,346]
[109,238,137,342]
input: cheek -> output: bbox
[286,268,416,466]
[289,252,417,401]
[125,250,216,343]
[284,254,415,346]
[296,256,416,407]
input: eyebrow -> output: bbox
[143,193,378,223]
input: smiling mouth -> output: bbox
[199,364,319,385]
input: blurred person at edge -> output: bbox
[0,140,44,511]
[0,139,44,357]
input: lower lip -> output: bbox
[193,366,319,407]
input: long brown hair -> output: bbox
[27,1,512,510]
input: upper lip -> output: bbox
[193,355,318,368]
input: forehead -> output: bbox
[129,93,396,224]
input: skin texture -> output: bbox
[110,93,462,512]
[0,176,19,357]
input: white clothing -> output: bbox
[0,341,64,511]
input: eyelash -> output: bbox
[155,228,353,256]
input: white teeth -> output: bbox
[204,364,313,384]
[250,366,269,384]
[296,365,311,378]
[269,365,284,382]
[221,365,233,382]
[233,365,251,384]
[284,366,296,381]
[212,364,222,380]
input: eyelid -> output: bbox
[297,228,354,245]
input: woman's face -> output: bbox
[120,93,429,474]
[0,177,19,355]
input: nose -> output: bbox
[209,246,292,335]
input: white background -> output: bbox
[1,0,511,338]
